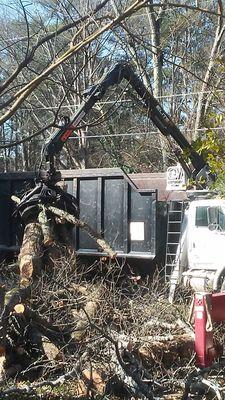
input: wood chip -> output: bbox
[14,304,25,314]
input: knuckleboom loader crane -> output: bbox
[16,63,225,374]
[43,63,209,183]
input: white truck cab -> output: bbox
[169,197,225,300]
[167,166,225,300]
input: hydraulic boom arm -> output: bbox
[44,63,209,182]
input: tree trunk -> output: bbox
[18,222,43,284]
[194,2,225,136]
[138,334,194,367]
[147,1,168,169]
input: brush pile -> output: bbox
[0,199,224,399]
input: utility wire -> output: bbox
[1,119,225,147]
[16,89,224,112]
[66,125,225,141]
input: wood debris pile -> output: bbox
[0,200,224,399]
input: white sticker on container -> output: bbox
[130,222,145,241]
[196,311,203,319]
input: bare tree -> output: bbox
[194,0,225,136]
[0,1,225,173]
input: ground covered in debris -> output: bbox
[1,251,225,399]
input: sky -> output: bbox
[1,0,43,20]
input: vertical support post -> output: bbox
[124,180,129,254]
[194,293,216,367]
[97,177,103,235]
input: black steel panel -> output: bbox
[0,180,11,247]
[11,179,34,246]
[65,179,73,197]
[129,190,156,254]
[104,178,126,252]
[78,179,98,250]
[0,178,34,249]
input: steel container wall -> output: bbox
[0,169,157,259]
[0,172,35,251]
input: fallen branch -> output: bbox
[0,352,87,396]
[38,205,54,247]
[0,285,30,354]
[47,205,117,258]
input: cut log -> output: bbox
[38,206,54,247]
[138,334,194,367]
[0,285,30,360]
[18,222,43,282]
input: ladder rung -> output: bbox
[165,263,175,267]
[169,210,183,213]
[168,221,182,224]
[167,242,179,245]
[168,232,181,234]
[166,253,177,256]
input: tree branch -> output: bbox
[0,0,149,127]
[0,0,110,95]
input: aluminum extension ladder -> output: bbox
[165,201,185,282]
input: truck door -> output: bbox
[188,204,225,272]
